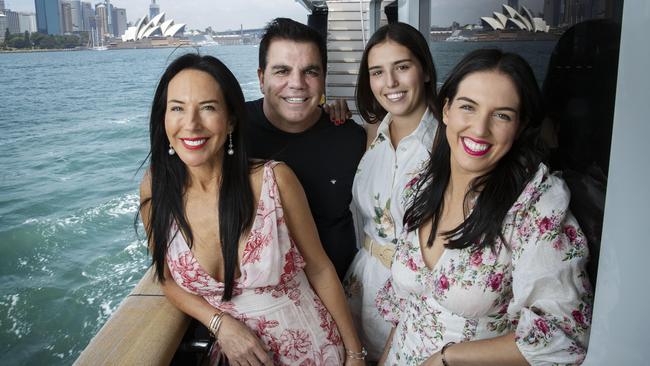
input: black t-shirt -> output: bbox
[245,98,366,279]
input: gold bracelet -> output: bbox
[440,341,456,366]
[346,346,367,360]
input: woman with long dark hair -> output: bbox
[377,49,592,365]
[342,22,439,361]
[138,53,364,365]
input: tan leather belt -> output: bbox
[363,236,396,269]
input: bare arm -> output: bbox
[378,327,395,365]
[273,163,364,365]
[138,174,272,366]
[420,333,528,366]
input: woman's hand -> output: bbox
[216,314,273,366]
[322,98,352,125]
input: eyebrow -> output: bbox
[455,96,518,113]
[167,99,220,104]
[271,64,322,72]
[368,58,412,71]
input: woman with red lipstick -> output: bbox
[138,54,364,365]
[376,49,592,365]
[342,22,440,361]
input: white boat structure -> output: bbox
[75,1,650,365]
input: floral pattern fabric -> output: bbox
[377,164,593,365]
[166,161,344,365]
[343,109,437,360]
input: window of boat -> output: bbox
[424,0,624,287]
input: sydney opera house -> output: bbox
[481,4,550,33]
[121,12,185,42]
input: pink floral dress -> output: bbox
[376,164,593,365]
[166,161,345,365]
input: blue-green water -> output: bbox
[0,45,263,365]
[0,41,555,365]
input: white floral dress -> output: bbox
[166,161,344,365]
[376,164,593,365]
[343,109,437,360]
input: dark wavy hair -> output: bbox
[404,49,546,250]
[137,53,254,300]
[356,22,438,123]
[259,17,327,72]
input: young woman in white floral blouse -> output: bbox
[342,22,440,361]
[376,49,592,365]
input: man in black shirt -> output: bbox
[245,18,365,279]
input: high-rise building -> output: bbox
[61,1,72,33]
[94,2,107,38]
[0,14,7,42]
[0,1,5,11]
[19,12,38,33]
[111,7,126,37]
[69,0,81,31]
[81,1,93,31]
[5,9,20,34]
[105,0,112,35]
[35,0,62,35]
[543,0,562,27]
[149,0,159,20]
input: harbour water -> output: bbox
[0,41,554,365]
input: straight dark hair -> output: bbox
[404,49,546,250]
[258,17,327,72]
[356,22,439,123]
[137,53,254,301]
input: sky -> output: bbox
[4,0,310,31]
[5,0,546,30]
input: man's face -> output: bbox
[258,39,325,132]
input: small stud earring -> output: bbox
[168,144,175,156]
[227,132,234,156]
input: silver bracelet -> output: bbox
[208,312,227,342]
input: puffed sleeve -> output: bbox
[505,168,593,365]
[375,277,404,326]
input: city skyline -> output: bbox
[4,0,309,31]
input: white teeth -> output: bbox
[285,97,307,103]
[463,138,489,152]
[183,139,206,146]
[386,92,405,101]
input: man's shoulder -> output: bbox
[245,97,264,112]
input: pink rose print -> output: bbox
[552,238,565,251]
[537,217,553,234]
[242,230,267,264]
[406,257,418,271]
[572,310,585,326]
[564,225,578,242]
[438,274,449,291]
[487,272,504,291]
[470,250,483,267]
[280,329,312,361]
[534,318,550,335]
[169,251,210,291]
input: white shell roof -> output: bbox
[481,17,504,30]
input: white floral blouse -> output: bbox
[344,109,437,359]
[376,164,593,365]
